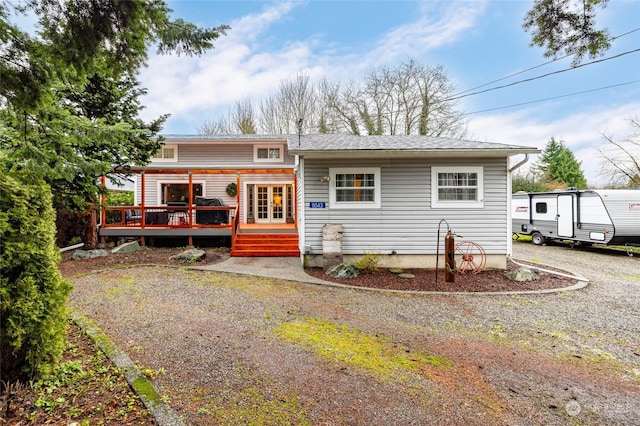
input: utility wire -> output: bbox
[453,27,640,97]
[462,80,640,116]
[448,48,640,102]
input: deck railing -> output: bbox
[102,205,237,229]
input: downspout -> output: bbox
[507,154,530,258]
[508,153,529,173]
[508,154,532,224]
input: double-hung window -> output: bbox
[152,144,178,162]
[431,166,483,208]
[329,167,381,209]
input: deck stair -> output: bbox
[231,232,300,257]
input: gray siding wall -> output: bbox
[302,157,509,255]
[137,174,238,207]
[153,143,295,168]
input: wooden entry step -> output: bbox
[231,233,300,257]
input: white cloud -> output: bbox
[467,102,640,186]
[139,0,489,126]
[359,1,487,70]
[138,2,310,123]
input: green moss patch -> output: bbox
[205,387,310,426]
[274,317,451,381]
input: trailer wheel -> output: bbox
[531,232,546,246]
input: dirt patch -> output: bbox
[41,244,638,425]
[58,246,231,277]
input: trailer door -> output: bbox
[557,194,574,238]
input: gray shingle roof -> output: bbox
[160,133,539,156]
[287,134,538,156]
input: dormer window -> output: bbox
[254,145,283,162]
[152,144,178,162]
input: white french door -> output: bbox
[255,185,286,224]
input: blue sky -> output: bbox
[112,2,640,185]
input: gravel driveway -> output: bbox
[68,242,640,425]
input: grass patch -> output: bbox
[274,317,451,381]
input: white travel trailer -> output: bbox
[512,189,640,246]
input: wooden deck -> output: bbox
[100,208,299,256]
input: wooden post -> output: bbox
[140,171,146,246]
[236,172,240,222]
[188,170,193,227]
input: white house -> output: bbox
[100,134,538,268]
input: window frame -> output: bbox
[431,166,484,209]
[329,167,381,209]
[156,181,205,205]
[152,144,178,162]
[253,144,284,163]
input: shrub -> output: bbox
[0,166,72,381]
[353,251,383,274]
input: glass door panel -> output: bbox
[254,185,286,224]
[257,186,269,221]
[272,186,284,221]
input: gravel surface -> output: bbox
[68,242,640,425]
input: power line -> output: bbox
[462,80,640,116]
[448,48,640,102]
[453,27,640,98]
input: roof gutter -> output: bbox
[508,154,529,172]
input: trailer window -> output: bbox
[535,202,547,214]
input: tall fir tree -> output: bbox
[536,138,588,189]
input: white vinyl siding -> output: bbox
[138,175,234,207]
[302,158,508,256]
[163,144,294,168]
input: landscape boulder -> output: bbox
[505,266,542,282]
[71,249,109,260]
[111,240,141,254]
[326,263,359,279]
[170,248,206,263]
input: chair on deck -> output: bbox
[125,209,142,224]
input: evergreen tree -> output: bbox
[1,1,227,248]
[0,165,73,381]
[523,0,611,65]
[0,0,227,381]
[536,138,588,189]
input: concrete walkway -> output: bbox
[194,256,330,285]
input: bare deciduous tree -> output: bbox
[233,98,257,134]
[322,60,467,137]
[599,117,640,188]
[198,98,256,134]
[200,59,467,138]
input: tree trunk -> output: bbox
[84,208,98,249]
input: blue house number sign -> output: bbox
[310,202,326,208]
